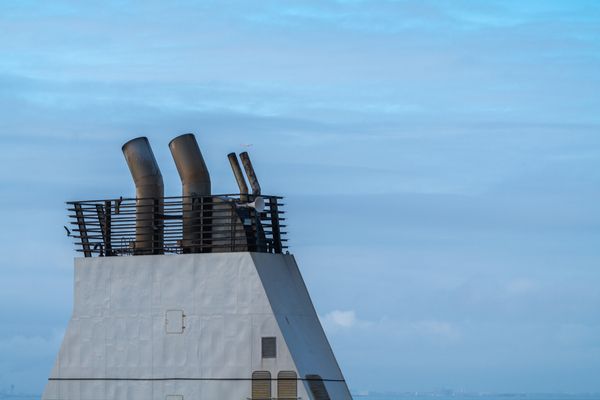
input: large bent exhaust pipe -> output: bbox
[169,133,211,197]
[169,133,211,253]
[122,137,164,254]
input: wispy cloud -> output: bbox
[321,310,461,341]
[0,0,599,394]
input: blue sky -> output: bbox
[1,0,600,395]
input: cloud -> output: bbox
[321,309,360,329]
[505,278,539,296]
[321,310,461,342]
[0,0,599,394]
[408,319,461,341]
[0,331,64,359]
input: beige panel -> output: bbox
[251,371,271,399]
[277,370,297,399]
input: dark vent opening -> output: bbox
[306,374,331,400]
[261,337,276,358]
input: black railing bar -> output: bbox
[71,242,188,247]
[66,206,284,215]
[66,202,284,212]
[70,224,285,233]
[70,219,267,227]
[73,220,276,229]
[69,228,278,237]
[67,194,284,204]
[71,233,261,242]
[260,223,288,228]
[71,239,277,246]
[66,207,276,216]
[68,216,213,224]
[71,225,278,238]
[72,242,267,250]
[72,241,258,248]
[262,232,288,236]
[75,249,178,254]
[72,236,270,245]
[67,209,285,220]
[70,232,265,241]
[66,200,279,209]
[69,218,282,228]
[77,242,288,253]
[68,203,282,213]
[75,249,262,256]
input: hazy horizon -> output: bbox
[1,0,599,396]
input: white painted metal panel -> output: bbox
[43,253,350,400]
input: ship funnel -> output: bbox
[122,136,164,254]
[168,133,211,252]
[239,152,261,195]
[227,152,249,201]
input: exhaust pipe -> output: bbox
[237,151,267,252]
[239,152,261,195]
[169,133,211,253]
[122,137,164,254]
[227,153,249,202]
[168,133,211,197]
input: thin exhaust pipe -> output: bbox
[122,137,164,255]
[168,133,211,253]
[227,152,249,202]
[239,152,261,195]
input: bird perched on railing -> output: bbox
[115,196,123,214]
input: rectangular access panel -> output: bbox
[165,310,184,334]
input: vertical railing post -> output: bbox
[196,196,203,253]
[153,198,163,255]
[74,203,92,257]
[269,197,282,254]
[95,204,106,256]
[96,203,113,256]
[203,196,213,253]
[230,202,236,252]
[104,200,112,256]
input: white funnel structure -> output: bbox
[43,253,351,400]
[44,138,352,400]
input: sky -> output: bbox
[1,0,600,395]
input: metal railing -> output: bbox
[67,194,287,257]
